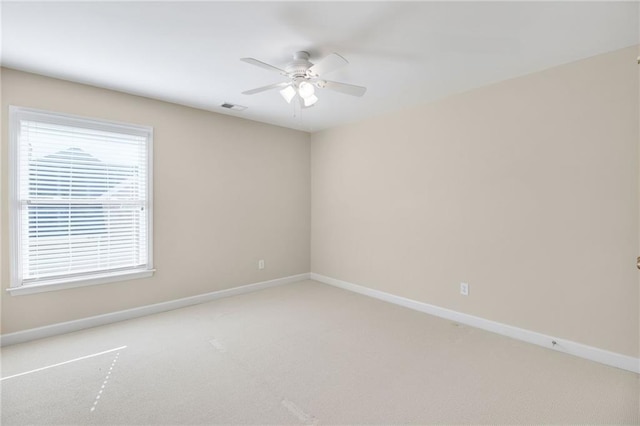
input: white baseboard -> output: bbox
[310,273,640,374]
[5,271,638,374]
[0,273,310,347]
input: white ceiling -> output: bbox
[2,2,638,133]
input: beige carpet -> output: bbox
[1,280,638,425]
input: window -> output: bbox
[9,106,153,295]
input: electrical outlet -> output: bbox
[258,259,265,270]
[460,282,469,296]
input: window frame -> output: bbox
[8,106,154,296]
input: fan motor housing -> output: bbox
[285,51,313,78]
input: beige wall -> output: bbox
[1,68,311,334]
[311,46,640,357]
[2,46,638,359]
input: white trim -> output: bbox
[147,126,154,275]
[8,106,152,135]
[310,273,640,374]
[6,269,156,296]
[8,106,23,288]
[7,105,154,290]
[0,273,310,347]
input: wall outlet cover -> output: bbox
[460,282,469,296]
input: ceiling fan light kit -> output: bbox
[241,51,367,108]
[298,81,315,98]
[303,94,318,107]
[279,85,297,103]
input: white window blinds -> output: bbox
[10,107,153,289]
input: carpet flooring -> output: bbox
[1,280,638,424]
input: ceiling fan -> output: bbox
[241,51,367,107]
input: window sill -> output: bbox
[6,269,155,296]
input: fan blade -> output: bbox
[307,53,348,77]
[242,82,290,95]
[315,80,367,97]
[241,58,287,75]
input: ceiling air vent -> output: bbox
[221,102,247,111]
